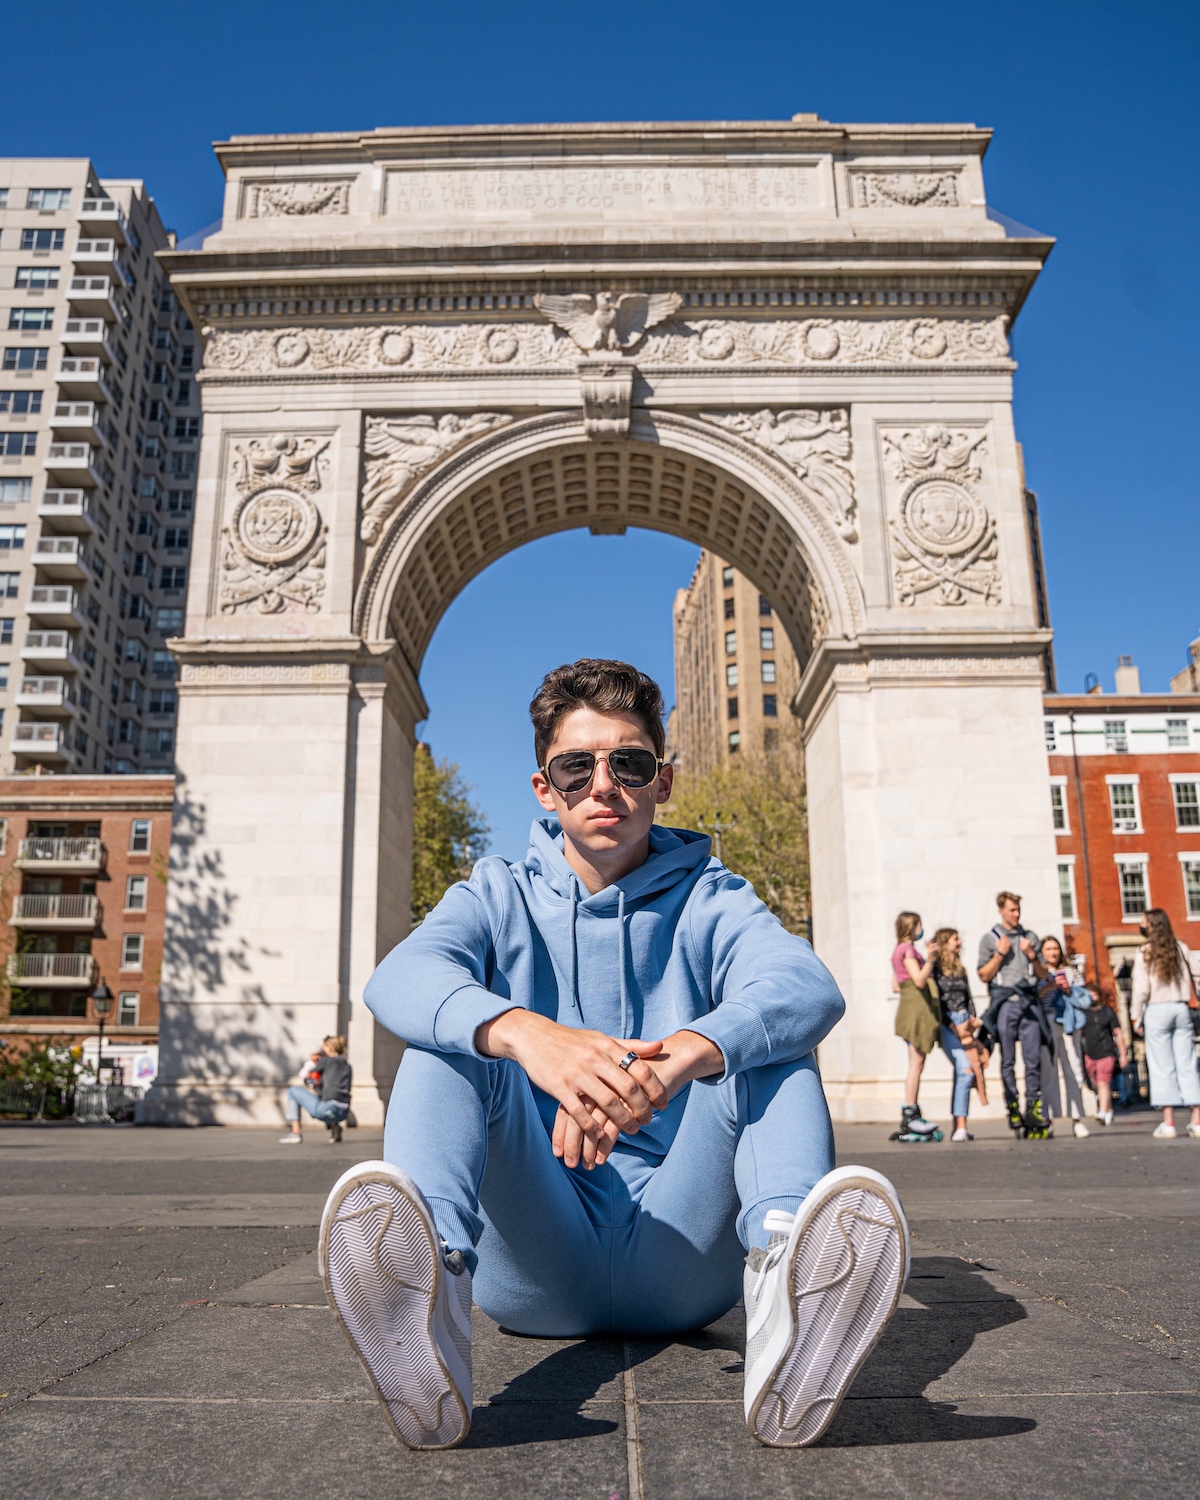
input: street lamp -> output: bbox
[91,980,113,1085]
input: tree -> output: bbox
[411,743,491,925]
[658,723,810,934]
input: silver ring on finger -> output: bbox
[618,1050,639,1072]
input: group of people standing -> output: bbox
[890,892,1200,1141]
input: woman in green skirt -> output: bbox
[890,911,944,1142]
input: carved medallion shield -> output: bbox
[233,488,320,565]
[898,477,985,557]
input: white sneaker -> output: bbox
[1153,1123,1178,1139]
[279,1133,301,1144]
[1100,1111,1114,1127]
[1073,1121,1090,1139]
[320,1160,472,1450]
[951,1129,973,1142]
[1187,1124,1200,1140]
[743,1166,908,1448]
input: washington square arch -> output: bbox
[142,115,1059,1127]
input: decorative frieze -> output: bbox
[849,171,960,209]
[882,424,1000,607]
[700,409,857,542]
[202,314,1010,377]
[180,661,351,685]
[242,180,354,217]
[220,433,330,615]
[360,413,514,543]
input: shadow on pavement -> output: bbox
[467,1337,623,1447]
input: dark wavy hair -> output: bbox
[1142,908,1183,984]
[530,659,665,768]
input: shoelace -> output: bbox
[750,1209,797,1300]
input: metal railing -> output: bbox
[0,1082,48,1119]
[6,951,95,981]
[73,1085,143,1124]
[11,894,99,923]
[13,723,64,749]
[17,836,103,864]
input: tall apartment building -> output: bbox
[0,160,199,775]
[670,551,802,774]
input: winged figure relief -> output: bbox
[704,409,858,542]
[359,413,513,544]
[533,292,683,354]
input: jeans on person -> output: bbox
[996,997,1042,1104]
[1142,1004,1200,1108]
[1041,1020,1089,1120]
[285,1084,349,1125]
[383,1043,835,1338]
[939,1024,975,1119]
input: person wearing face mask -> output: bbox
[889,911,943,1142]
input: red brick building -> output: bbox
[0,774,173,1072]
[1045,674,1200,1009]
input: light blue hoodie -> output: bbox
[365,817,844,1158]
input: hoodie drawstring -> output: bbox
[617,888,628,1038]
[568,880,580,1016]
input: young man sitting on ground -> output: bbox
[319,659,907,1451]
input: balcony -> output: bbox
[9,894,99,930]
[76,198,129,243]
[67,276,120,321]
[12,722,70,763]
[16,837,104,874]
[16,675,78,715]
[55,358,115,402]
[21,631,84,671]
[39,489,95,535]
[71,239,120,277]
[32,535,91,582]
[6,952,96,988]
[50,402,103,445]
[28,586,85,628]
[62,319,114,362]
[43,444,101,487]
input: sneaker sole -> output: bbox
[747,1169,908,1448]
[319,1162,470,1450]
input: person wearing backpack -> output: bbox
[977,891,1052,1139]
[1131,908,1200,1139]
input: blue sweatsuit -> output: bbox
[365,818,844,1336]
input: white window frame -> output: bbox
[761,660,776,684]
[1057,855,1078,923]
[724,631,736,656]
[120,933,144,970]
[1105,774,1141,833]
[117,991,139,1027]
[1049,776,1069,833]
[1168,773,1200,831]
[1166,718,1190,749]
[1104,718,1128,753]
[725,664,738,688]
[129,819,151,853]
[1114,855,1150,922]
[1045,718,1057,752]
[1178,854,1200,920]
[124,874,147,912]
[759,627,774,650]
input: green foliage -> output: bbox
[0,1037,86,1116]
[411,743,490,925]
[659,723,810,934]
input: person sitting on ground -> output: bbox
[928,927,989,1141]
[318,659,909,1452]
[1131,908,1200,1140]
[889,911,943,1142]
[978,892,1051,1138]
[1080,989,1129,1127]
[280,1035,352,1145]
[1036,936,1091,1139]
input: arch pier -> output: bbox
[144,118,1057,1124]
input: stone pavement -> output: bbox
[2,1116,1198,1499]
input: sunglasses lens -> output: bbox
[608,749,659,787]
[548,752,595,793]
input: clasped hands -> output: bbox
[475,1009,724,1170]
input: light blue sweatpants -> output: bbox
[383,1045,835,1337]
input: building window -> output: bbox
[3,347,48,371]
[0,433,36,456]
[156,608,184,633]
[723,597,735,620]
[0,479,31,504]
[160,566,187,591]
[0,525,26,549]
[8,308,53,331]
[1182,861,1200,920]
[0,391,42,414]
[1167,718,1189,749]
[725,664,738,688]
[759,627,774,651]
[1117,861,1148,919]
[1109,782,1140,831]
[0,573,19,598]
[148,727,174,754]
[164,527,190,550]
[727,697,739,720]
[1058,861,1077,921]
[758,594,772,617]
[120,933,144,970]
[167,490,193,513]
[151,649,176,676]
[1104,719,1128,753]
[0,819,6,855]
[129,819,151,853]
[173,417,200,440]
[125,875,148,912]
[27,188,71,210]
[724,631,736,655]
[148,688,176,715]
[19,228,65,251]
[1174,781,1200,829]
[1044,718,1057,752]
[762,694,778,717]
[0,620,12,645]
[721,566,734,587]
[15,267,59,290]
[761,661,776,684]
[117,992,139,1027]
[1050,783,1068,831]
[728,732,740,752]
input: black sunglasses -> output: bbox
[543,748,663,795]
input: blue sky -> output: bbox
[8,0,1197,857]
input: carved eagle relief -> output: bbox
[533,292,682,354]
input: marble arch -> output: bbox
[145,117,1059,1125]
